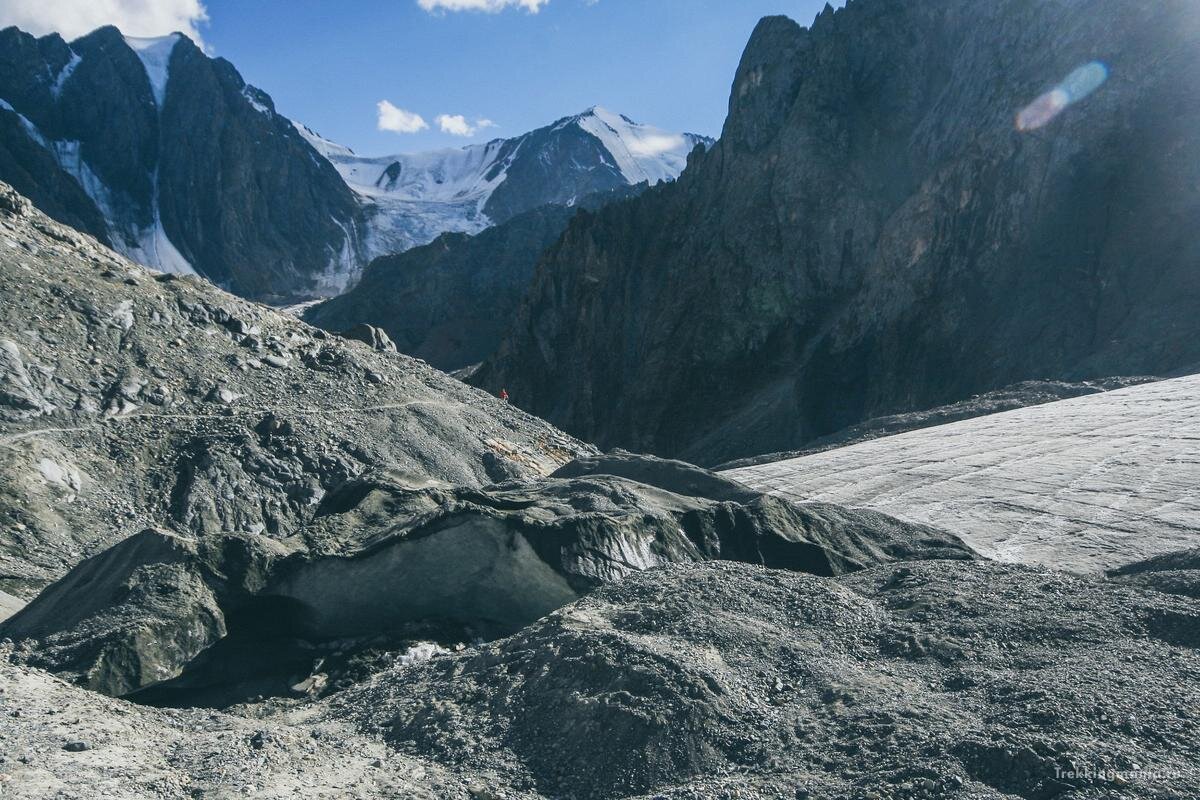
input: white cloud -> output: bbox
[0,0,208,46]
[377,101,429,134]
[435,114,497,137]
[417,0,549,13]
[627,133,686,158]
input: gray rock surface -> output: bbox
[2,453,975,702]
[0,180,591,597]
[475,0,1200,466]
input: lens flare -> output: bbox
[1017,61,1109,131]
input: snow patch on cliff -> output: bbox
[125,34,181,109]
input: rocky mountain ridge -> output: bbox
[0,26,708,302]
[474,0,1200,465]
[304,185,644,372]
[0,25,365,302]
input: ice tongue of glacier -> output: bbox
[726,374,1200,574]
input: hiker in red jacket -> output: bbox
[499,388,509,403]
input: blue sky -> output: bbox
[196,0,841,155]
[0,0,843,155]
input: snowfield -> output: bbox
[726,374,1200,574]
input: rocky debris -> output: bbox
[6,559,1198,799]
[0,182,33,217]
[325,560,1200,799]
[1110,548,1200,600]
[2,454,976,703]
[550,450,761,501]
[475,0,1200,466]
[0,642,463,800]
[0,337,57,418]
[338,323,397,353]
[0,179,593,598]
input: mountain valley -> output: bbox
[2,1,1200,798]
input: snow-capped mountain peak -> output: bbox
[0,22,714,301]
[302,106,714,265]
[569,106,708,185]
[293,122,356,160]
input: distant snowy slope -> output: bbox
[298,107,713,261]
[573,107,698,185]
[726,375,1200,574]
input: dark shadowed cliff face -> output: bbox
[475,0,1200,466]
[154,41,365,300]
[304,186,643,372]
[307,204,582,372]
[0,26,364,301]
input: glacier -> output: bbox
[725,374,1200,574]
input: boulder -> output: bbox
[338,323,397,353]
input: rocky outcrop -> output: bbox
[305,187,641,371]
[1,452,975,702]
[475,0,1200,465]
[0,529,282,697]
[1110,547,1200,600]
[0,180,590,597]
[0,25,365,301]
[337,323,397,353]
